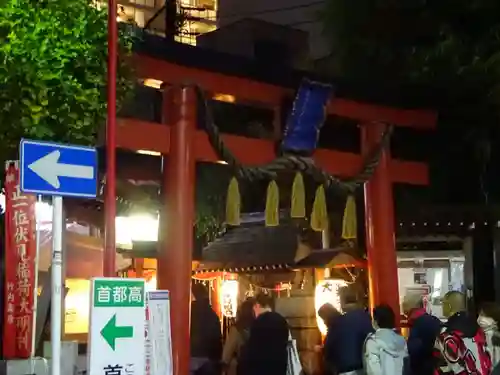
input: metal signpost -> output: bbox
[89,278,146,375]
[20,139,98,375]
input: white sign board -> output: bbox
[145,291,173,375]
[88,278,146,375]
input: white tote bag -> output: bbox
[287,332,303,375]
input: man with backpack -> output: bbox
[434,291,492,375]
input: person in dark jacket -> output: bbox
[317,303,341,375]
[237,293,289,375]
[402,294,442,375]
[323,293,373,375]
[190,282,223,375]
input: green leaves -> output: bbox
[0,0,135,159]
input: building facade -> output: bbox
[216,0,328,58]
[111,0,217,45]
[107,0,327,55]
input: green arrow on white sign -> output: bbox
[101,314,134,350]
[88,278,146,375]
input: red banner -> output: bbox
[3,161,36,358]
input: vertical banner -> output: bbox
[146,291,173,375]
[145,304,151,375]
[3,161,36,358]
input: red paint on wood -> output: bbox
[362,122,400,321]
[134,54,437,129]
[116,118,429,185]
[157,87,196,375]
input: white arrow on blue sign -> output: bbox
[19,139,98,198]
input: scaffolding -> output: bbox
[111,0,216,45]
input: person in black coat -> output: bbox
[237,294,289,375]
[323,295,373,375]
[402,295,442,375]
[317,303,341,375]
[190,282,223,375]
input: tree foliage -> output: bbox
[321,0,500,203]
[322,0,500,87]
[0,0,136,163]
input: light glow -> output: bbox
[213,93,235,103]
[315,279,348,335]
[64,279,91,334]
[143,79,163,89]
[146,275,157,292]
[115,215,159,249]
[137,150,161,156]
[220,280,239,318]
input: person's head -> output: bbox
[402,294,424,316]
[318,303,341,326]
[372,304,396,330]
[442,291,465,318]
[191,282,209,302]
[236,298,256,330]
[478,302,500,328]
[340,287,360,312]
[253,293,274,317]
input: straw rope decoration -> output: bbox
[193,85,393,233]
[105,84,393,237]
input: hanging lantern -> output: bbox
[220,280,239,318]
[314,279,347,335]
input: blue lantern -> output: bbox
[280,79,333,155]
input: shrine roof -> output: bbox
[134,32,440,109]
[199,213,306,269]
[194,212,366,273]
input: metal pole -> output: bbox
[104,0,118,277]
[29,195,42,373]
[51,196,63,375]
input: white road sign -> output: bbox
[88,278,146,375]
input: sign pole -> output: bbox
[29,194,42,373]
[104,0,118,277]
[51,196,63,375]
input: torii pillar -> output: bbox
[362,122,400,318]
[158,86,196,375]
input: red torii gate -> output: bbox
[116,53,437,375]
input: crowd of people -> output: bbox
[189,283,289,375]
[188,282,500,375]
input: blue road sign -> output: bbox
[19,139,98,198]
